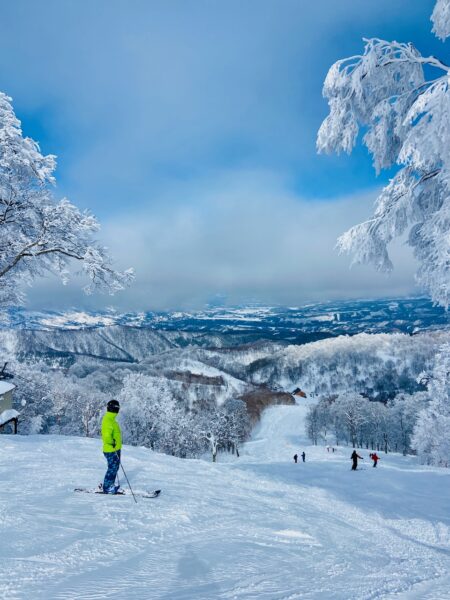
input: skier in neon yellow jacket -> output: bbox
[101,400,122,493]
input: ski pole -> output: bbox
[116,452,137,504]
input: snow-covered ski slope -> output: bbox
[1,402,450,600]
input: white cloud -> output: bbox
[1,2,430,311]
[28,169,418,310]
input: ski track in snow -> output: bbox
[1,401,449,600]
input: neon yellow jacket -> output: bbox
[101,411,122,453]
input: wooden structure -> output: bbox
[0,381,18,434]
[292,387,307,399]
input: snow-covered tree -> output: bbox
[369,400,391,454]
[5,357,105,436]
[117,373,250,459]
[332,393,368,448]
[305,402,326,445]
[199,406,231,462]
[388,392,427,455]
[308,393,420,453]
[317,1,450,307]
[412,343,450,466]
[0,92,133,305]
[45,373,105,437]
[432,0,450,41]
[119,374,170,450]
[10,359,52,434]
[222,397,250,456]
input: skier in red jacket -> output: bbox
[371,452,380,468]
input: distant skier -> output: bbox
[351,450,363,471]
[293,454,298,464]
[101,399,123,494]
[301,452,306,463]
[371,452,380,468]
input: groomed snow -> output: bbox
[1,401,449,599]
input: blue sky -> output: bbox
[0,1,446,310]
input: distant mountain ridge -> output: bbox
[3,298,450,440]
[1,297,448,343]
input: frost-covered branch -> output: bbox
[0,92,134,305]
[318,7,450,307]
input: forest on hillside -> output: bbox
[1,325,448,464]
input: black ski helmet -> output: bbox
[107,399,120,413]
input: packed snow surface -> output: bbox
[1,401,450,599]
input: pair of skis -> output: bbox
[75,487,161,499]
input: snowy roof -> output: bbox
[0,409,19,426]
[0,381,15,395]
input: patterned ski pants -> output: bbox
[103,450,121,492]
